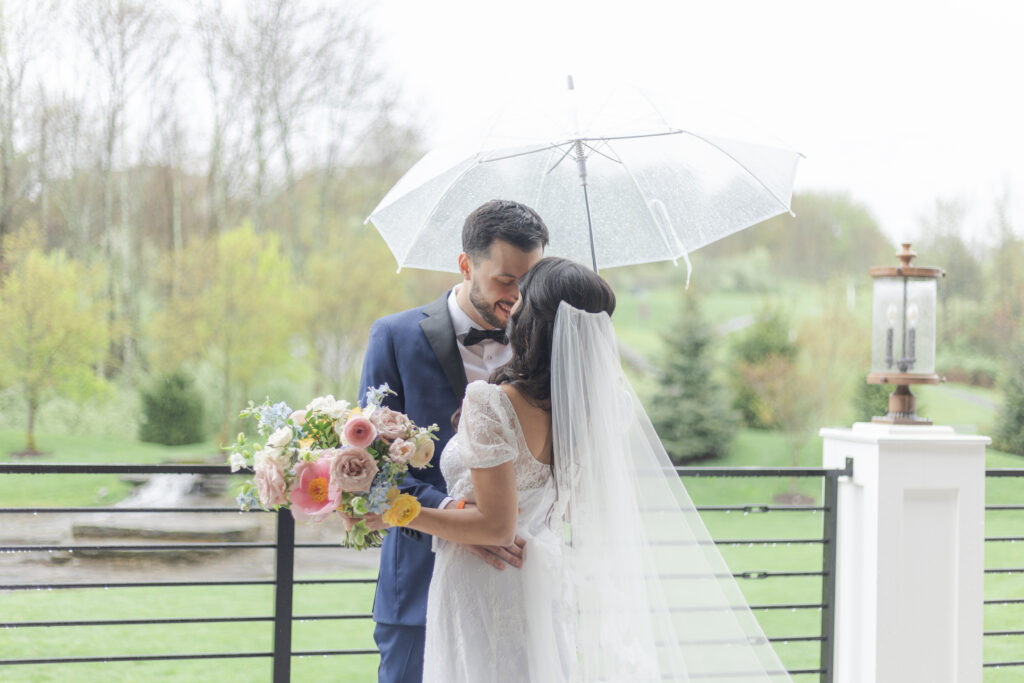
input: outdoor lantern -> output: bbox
[867,243,946,424]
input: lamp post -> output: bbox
[867,243,946,424]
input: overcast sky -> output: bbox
[369,0,1024,247]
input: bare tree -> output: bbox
[216,0,387,241]
[75,0,177,378]
[0,1,53,269]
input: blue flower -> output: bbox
[256,401,293,436]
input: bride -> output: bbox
[370,257,792,682]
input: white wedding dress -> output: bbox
[423,380,570,681]
[423,304,792,682]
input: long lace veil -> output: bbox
[549,301,792,682]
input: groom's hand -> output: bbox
[463,536,526,570]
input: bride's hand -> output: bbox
[359,512,389,531]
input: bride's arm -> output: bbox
[376,461,519,547]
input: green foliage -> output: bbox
[729,309,797,428]
[149,222,296,442]
[0,231,110,452]
[852,380,892,422]
[702,190,893,282]
[650,294,739,463]
[138,372,205,446]
[994,349,1024,456]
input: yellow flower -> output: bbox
[386,486,400,503]
[297,437,314,449]
[382,493,421,527]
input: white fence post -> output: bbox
[820,423,989,683]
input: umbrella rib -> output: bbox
[481,142,570,164]
[670,130,795,214]
[577,130,794,214]
[580,140,623,165]
[612,142,689,261]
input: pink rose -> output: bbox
[372,407,412,441]
[254,460,289,507]
[289,409,307,426]
[342,415,378,448]
[289,457,341,522]
[410,436,435,468]
[330,447,379,492]
[388,438,416,465]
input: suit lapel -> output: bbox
[419,291,468,400]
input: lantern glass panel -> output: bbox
[870,276,937,375]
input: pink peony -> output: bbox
[342,415,378,448]
[388,438,416,465]
[330,447,379,492]
[289,457,341,522]
[372,407,412,441]
[254,460,289,507]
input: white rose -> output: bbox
[267,426,294,449]
[254,445,287,470]
[305,395,335,414]
[323,398,350,421]
[229,452,248,472]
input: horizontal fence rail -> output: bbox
[1,461,853,682]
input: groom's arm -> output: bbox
[359,318,448,546]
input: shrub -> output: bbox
[729,309,797,428]
[139,372,206,446]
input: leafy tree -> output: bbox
[149,222,295,443]
[995,349,1024,456]
[0,229,109,453]
[139,371,205,445]
[729,309,797,428]
[650,294,739,463]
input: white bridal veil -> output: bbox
[547,301,792,682]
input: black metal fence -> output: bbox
[0,461,852,682]
[984,468,1024,673]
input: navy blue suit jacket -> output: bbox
[359,291,467,627]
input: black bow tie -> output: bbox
[463,327,508,346]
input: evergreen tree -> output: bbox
[651,295,739,463]
[995,349,1024,456]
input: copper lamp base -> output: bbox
[872,384,932,426]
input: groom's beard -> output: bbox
[468,280,511,329]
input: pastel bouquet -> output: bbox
[226,384,438,549]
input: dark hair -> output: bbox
[461,199,549,261]
[490,257,616,409]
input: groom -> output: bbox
[356,199,549,683]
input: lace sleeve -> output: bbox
[458,381,518,469]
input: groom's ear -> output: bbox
[457,252,472,281]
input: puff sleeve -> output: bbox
[458,381,519,469]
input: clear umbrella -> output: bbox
[367,78,802,276]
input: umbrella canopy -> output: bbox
[367,81,802,274]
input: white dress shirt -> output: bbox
[447,284,513,383]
